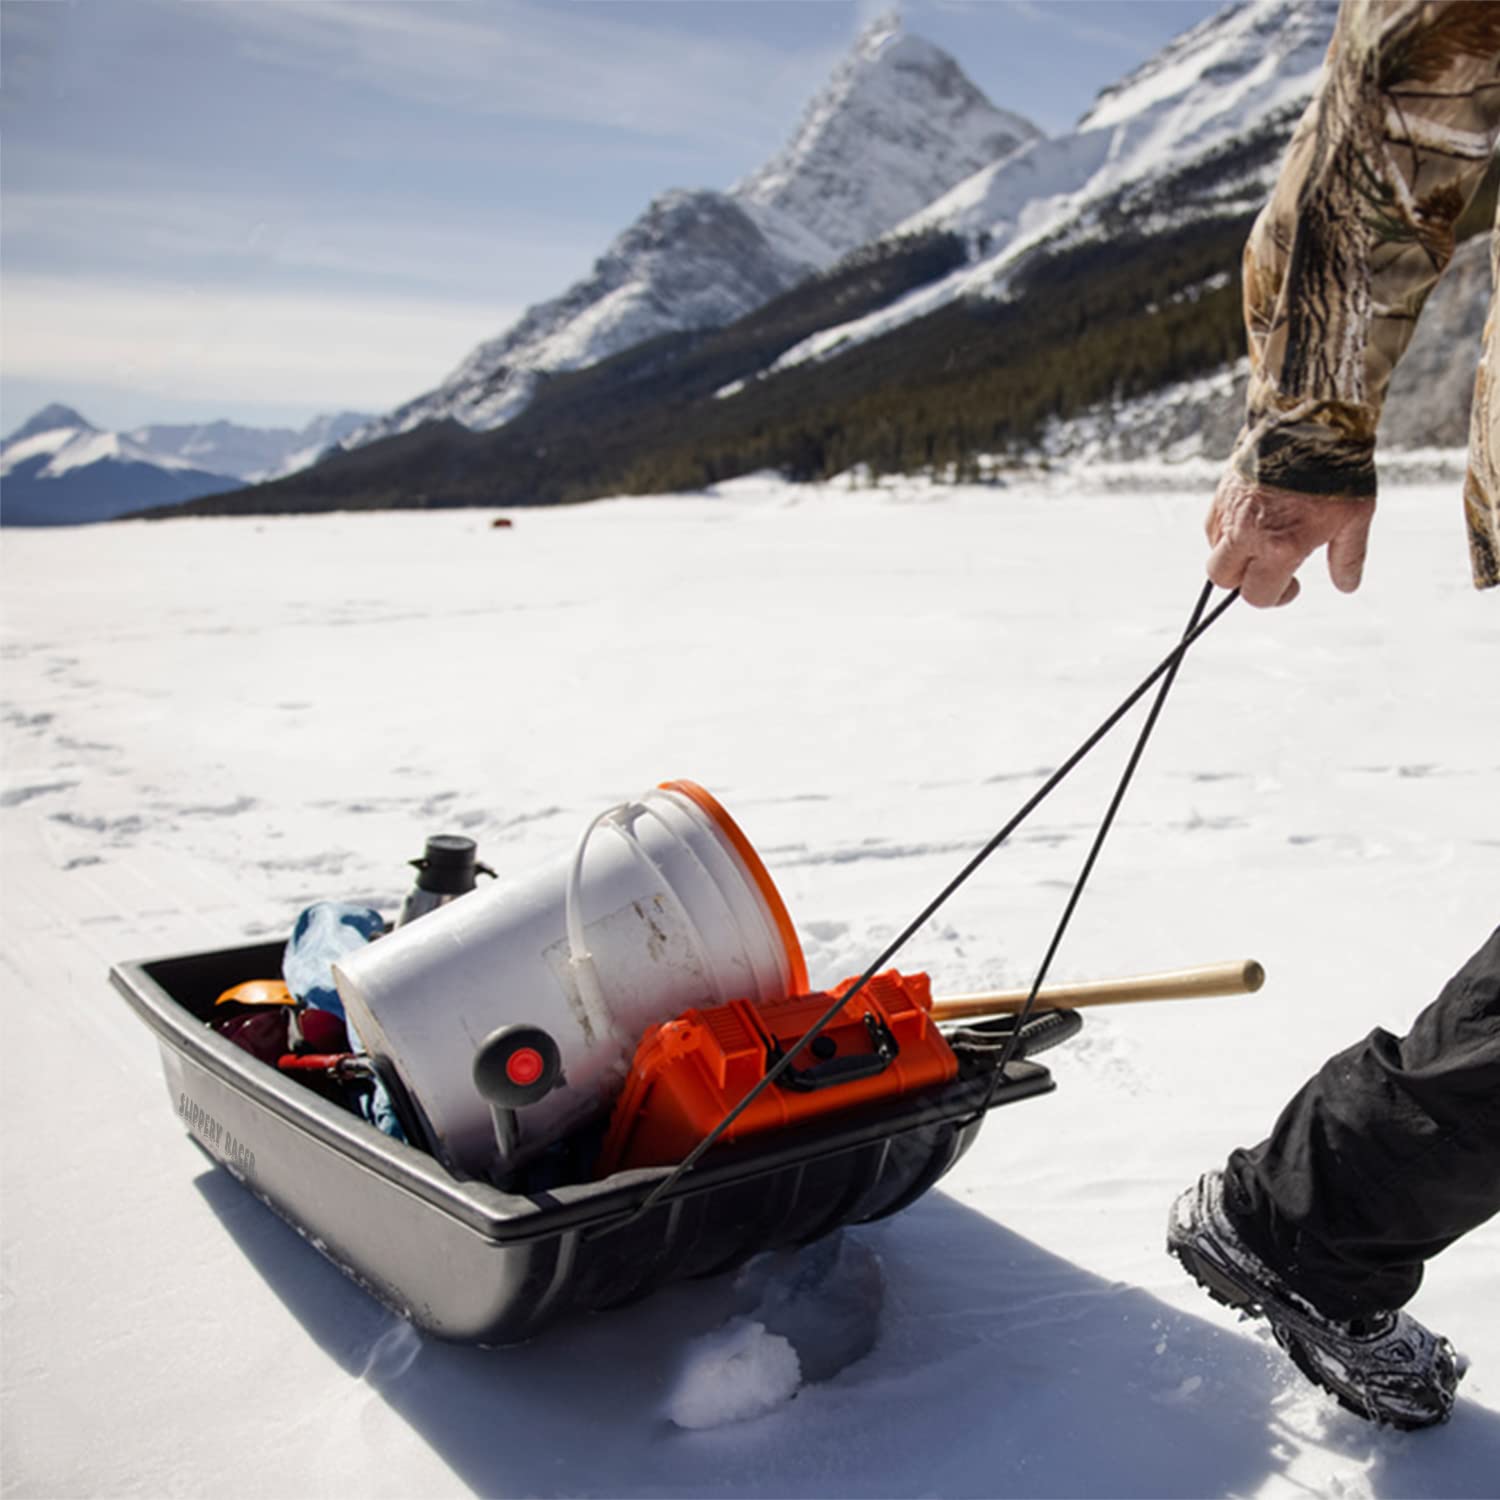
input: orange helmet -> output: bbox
[214,978,297,1009]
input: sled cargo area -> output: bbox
[111,936,1056,1345]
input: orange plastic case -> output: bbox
[596,970,959,1175]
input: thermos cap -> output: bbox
[414,834,480,894]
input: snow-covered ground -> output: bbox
[2,472,1496,1497]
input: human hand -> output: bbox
[1205,472,1374,608]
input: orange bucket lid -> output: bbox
[658,779,809,997]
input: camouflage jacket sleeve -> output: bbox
[1231,0,1500,502]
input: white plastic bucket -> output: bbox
[333,780,807,1177]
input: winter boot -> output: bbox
[1167,1170,1461,1430]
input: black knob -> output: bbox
[473,1024,563,1109]
[410,835,487,895]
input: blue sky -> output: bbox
[1,0,1222,434]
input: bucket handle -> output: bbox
[566,795,738,1047]
[565,807,625,1044]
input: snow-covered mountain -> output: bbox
[342,16,1039,448]
[734,15,1040,265]
[357,192,816,441]
[1,407,240,526]
[5,403,94,448]
[0,407,375,525]
[936,0,1334,249]
[129,411,373,484]
[760,0,1338,378]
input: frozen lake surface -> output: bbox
[2,473,1497,1496]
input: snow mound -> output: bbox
[664,1318,802,1430]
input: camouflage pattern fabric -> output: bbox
[1465,230,1499,586]
[1230,0,1500,589]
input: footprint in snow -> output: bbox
[1,780,79,808]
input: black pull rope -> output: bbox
[987,579,1216,1092]
[601,584,1238,1234]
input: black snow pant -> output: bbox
[1223,925,1500,1321]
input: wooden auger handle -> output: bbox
[930,959,1264,1023]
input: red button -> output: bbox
[506,1047,544,1087]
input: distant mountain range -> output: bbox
[0,406,371,526]
[126,411,372,485]
[73,0,1498,523]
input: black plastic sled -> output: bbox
[111,937,1060,1346]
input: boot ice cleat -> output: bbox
[1167,1170,1461,1430]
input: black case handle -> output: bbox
[771,1013,899,1093]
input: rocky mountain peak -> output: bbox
[891,0,1338,290]
[340,21,1037,451]
[734,15,1040,262]
[4,403,95,446]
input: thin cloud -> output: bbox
[854,0,903,37]
[1004,0,1153,55]
[210,0,839,150]
[2,184,600,302]
[2,274,517,411]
